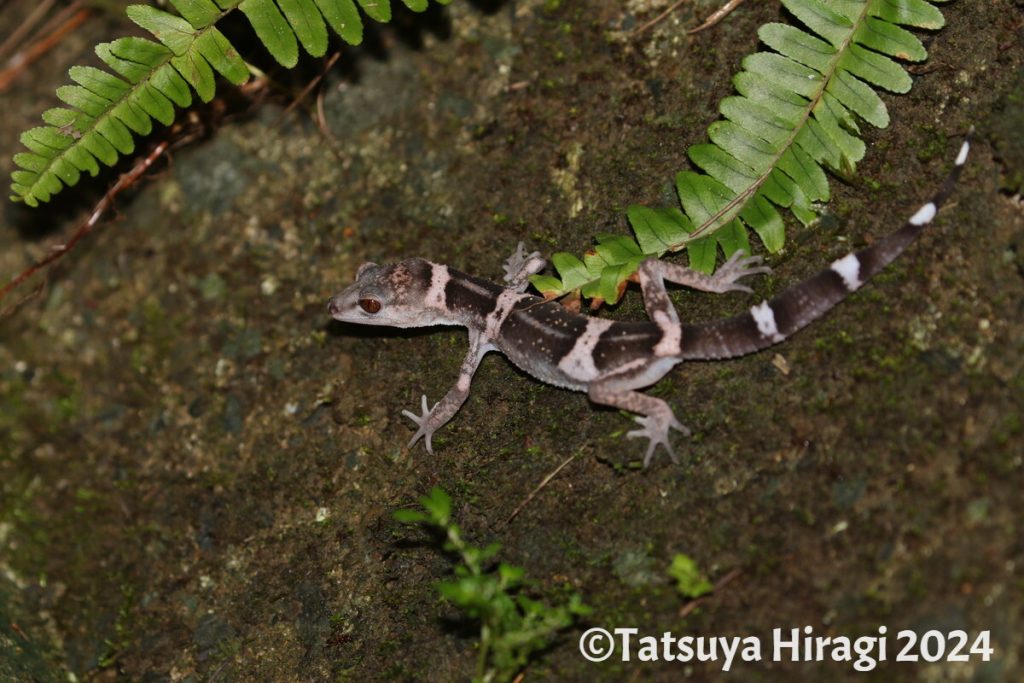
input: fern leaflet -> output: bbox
[530,0,952,306]
[10,0,451,207]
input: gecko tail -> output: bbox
[678,131,972,362]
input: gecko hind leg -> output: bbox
[588,381,690,467]
[636,251,770,351]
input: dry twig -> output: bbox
[0,2,90,92]
[632,0,746,38]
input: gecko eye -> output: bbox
[358,298,382,314]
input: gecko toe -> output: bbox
[626,413,689,466]
[670,417,692,437]
[724,249,748,265]
[712,251,772,293]
[502,242,544,287]
[402,395,440,452]
[642,443,658,469]
[502,242,527,282]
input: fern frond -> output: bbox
[532,0,952,306]
[10,0,449,207]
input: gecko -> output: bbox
[328,137,970,466]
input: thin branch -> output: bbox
[274,51,342,128]
[0,4,90,93]
[0,0,58,64]
[632,0,745,38]
[0,280,45,319]
[688,0,746,35]
[632,0,689,37]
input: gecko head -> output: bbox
[328,258,439,328]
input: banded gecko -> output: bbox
[328,137,969,466]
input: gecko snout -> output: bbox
[327,296,343,317]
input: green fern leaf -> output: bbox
[675,171,750,266]
[627,205,690,256]
[10,0,448,207]
[239,0,300,67]
[549,253,591,292]
[195,30,251,85]
[126,5,197,56]
[592,233,644,264]
[171,51,218,102]
[854,17,926,61]
[870,0,945,29]
[69,66,132,102]
[356,0,391,23]
[531,0,953,304]
[313,0,364,45]
[278,0,330,58]
[169,0,222,29]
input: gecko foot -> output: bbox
[402,394,439,454]
[502,242,544,285]
[628,414,691,468]
[708,250,772,294]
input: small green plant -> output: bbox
[394,487,589,683]
[667,553,713,600]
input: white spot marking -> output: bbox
[750,301,784,343]
[909,202,936,226]
[652,310,682,357]
[830,253,862,291]
[557,318,613,382]
[956,140,970,166]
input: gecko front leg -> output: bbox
[403,328,495,453]
[502,242,546,292]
